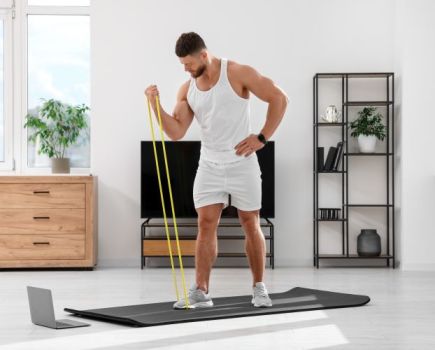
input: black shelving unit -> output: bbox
[313,72,395,268]
[141,218,274,269]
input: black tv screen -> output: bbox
[141,141,274,218]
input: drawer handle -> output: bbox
[33,242,50,245]
[33,216,50,220]
[33,190,50,194]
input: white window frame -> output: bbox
[17,0,90,174]
[0,9,13,171]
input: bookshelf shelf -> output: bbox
[315,170,346,174]
[314,122,347,127]
[345,152,393,156]
[316,72,394,79]
[313,73,395,269]
[315,254,394,259]
[344,101,393,106]
[346,204,393,207]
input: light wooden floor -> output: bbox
[1,266,434,350]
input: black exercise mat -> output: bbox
[64,287,370,327]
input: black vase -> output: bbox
[357,229,381,257]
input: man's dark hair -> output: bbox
[175,32,207,57]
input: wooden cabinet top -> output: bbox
[0,175,97,183]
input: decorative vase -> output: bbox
[51,158,70,174]
[321,105,341,123]
[357,229,381,256]
[357,135,377,153]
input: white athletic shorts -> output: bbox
[193,153,262,211]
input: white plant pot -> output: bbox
[357,135,377,153]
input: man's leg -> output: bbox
[195,203,223,292]
[237,209,265,285]
[238,208,272,307]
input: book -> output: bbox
[324,146,337,171]
[317,147,324,171]
[333,142,343,170]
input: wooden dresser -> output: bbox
[0,176,97,269]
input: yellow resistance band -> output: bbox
[146,95,190,309]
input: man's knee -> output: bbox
[197,204,222,233]
[238,209,260,234]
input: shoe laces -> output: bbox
[254,285,269,298]
[189,285,207,297]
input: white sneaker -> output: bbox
[173,283,214,309]
[252,282,273,307]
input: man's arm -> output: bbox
[233,64,288,157]
[172,83,195,140]
[239,64,288,141]
[144,82,194,140]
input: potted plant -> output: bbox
[24,98,89,173]
[349,106,386,153]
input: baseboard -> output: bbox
[278,257,401,268]
[401,262,435,271]
[97,258,140,268]
[98,257,404,269]
[98,257,309,268]
[274,258,312,267]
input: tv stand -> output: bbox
[141,217,274,269]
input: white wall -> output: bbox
[395,0,435,270]
[91,0,400,267]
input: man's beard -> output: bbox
[191,64,206,78]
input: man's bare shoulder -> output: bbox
[227,60,257,79]
[177,80,191,101]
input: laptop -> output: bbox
[27,286,90,329]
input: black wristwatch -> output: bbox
[257,133,267,145]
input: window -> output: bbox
[28,0,89,5]
[0,1,90,173]
[0,8,12,170]
[0,19,4,162]
[24,1,90,169]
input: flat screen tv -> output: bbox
[141,141,274,218]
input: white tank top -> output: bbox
[187,58,253,163]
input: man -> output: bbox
[145,32,288,309]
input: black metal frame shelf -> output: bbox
[316,171,347,173]
[314,122,347,127]
[313,72,395,268]
[141,217,275,269]
[316,72,394,79]
[346,204,393,207]
[345,152,393,156]
[344,101,393,106]
[143,235,273,240]
[144,253,273,258]
[315,254,394,259]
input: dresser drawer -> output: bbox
[0,209,85,234]
[143,240,196,256]
[0,234,85,260]
[0,184,85,209]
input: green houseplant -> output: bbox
[24,98,89,173]
[349,106,386,153]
